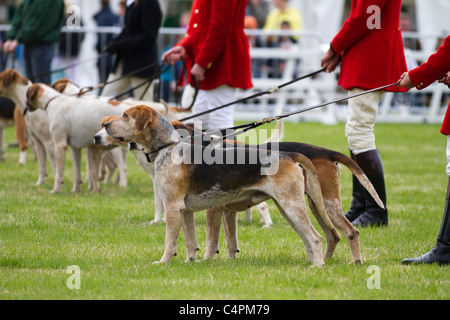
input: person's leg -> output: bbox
[28,43,56,85]
[345,89,388,227]
[187,89,211,131]
[206,85,235,130]
[401,136,450,265]
[131,76,155,101]
[23,45,35,83]
[100,61,131,98]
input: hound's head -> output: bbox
[94,115,122,147]
[25,84,45,111]
[103,105,159,145]
[0,69,29,95]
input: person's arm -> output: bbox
[322,0,386,73]
[6,1,24,41]
[399,36,450,90]
[331,0,386,56]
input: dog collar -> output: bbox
[143,142,176,163]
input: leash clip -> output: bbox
[269,87,279,94]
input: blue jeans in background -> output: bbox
[23,43,56,85]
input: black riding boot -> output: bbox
[352,149,388,228]
[345,151,365,222]
[402,179,450,265]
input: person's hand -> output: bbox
[190,63,206,82]
[3,40,19,53]
[321,47,341,73]
[398,72,414,89]
[161,46,186,65]
[438,71,450,88]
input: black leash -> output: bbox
[177,58,201,111]
[111,64,172,100]
[77,61,161,97]
[178,67,326,122]
[204,81,401,145]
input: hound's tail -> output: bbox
[331,152,385,209]
[264,117,284,144]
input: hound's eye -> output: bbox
[123,114,128,119]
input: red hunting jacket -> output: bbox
[177,0,253,91]
[331,0,407,92]
[409,36,450,135]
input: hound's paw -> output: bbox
[150,219,163,225]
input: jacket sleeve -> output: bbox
[114,0,162,55]
[409,36,450,90]
[331,0,386,56]
[194,0,238,70]
[7,2,25,40]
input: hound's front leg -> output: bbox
[223,210,239,259]
[181,210,198,262]
[150,180,165,225]
[155,205,184,264]
[71,147,82,192]
[204,207,224,259]
[51,143,67,193]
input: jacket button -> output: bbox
[193,23,198,28]
[195,9,199,14]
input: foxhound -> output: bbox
[94,117,274,228]
[0,69,56,185]
[164,121,384,264]
[103,105,336,266]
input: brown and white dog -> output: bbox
[0,70,56,185]
[0,97,27,164]
[94,116,274,229]
[103,105,336,266]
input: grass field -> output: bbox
[0,121,449,300]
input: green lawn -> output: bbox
[0,122,449,300]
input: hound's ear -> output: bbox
[133,106,156,135]
[26,84,44,102]
[171,120,194,136]
[51,78,70,93]
[0,69,17,88]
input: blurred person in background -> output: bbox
[3,0,65,84]
[93,0,119,87]
[101,0,162,101]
